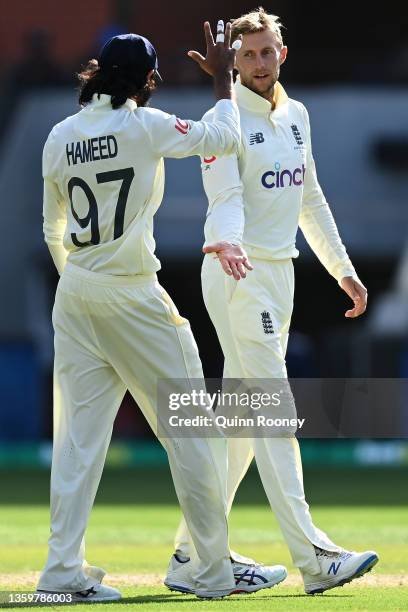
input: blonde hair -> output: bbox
[231,7,284,46]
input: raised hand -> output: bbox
[188,20,241,77]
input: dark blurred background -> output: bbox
[0,0,407,465]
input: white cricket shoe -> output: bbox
[303,547,379,594]
[164,554,195,594]
[164,553,287,598]
[231,560,287,594]
[37,583,122,603]
[230,549,259,566]
[164,551,261,593]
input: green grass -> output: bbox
[0,467,407,610]
[2,587,408,611]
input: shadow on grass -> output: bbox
[0,592,353,608]
[118,592,354,604]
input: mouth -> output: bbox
[253,74,270,83]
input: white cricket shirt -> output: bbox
[43,94,240,275]
[202,78,356,282]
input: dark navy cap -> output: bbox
[99,33,161,82]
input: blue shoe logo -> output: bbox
[328,562,341,575]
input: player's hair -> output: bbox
[231,6,284,46]
[77,59,156,109]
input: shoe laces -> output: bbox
[75,587,97,598]
[230,555,263,568]
[314,547,352,561]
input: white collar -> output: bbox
[90,93,138,111]
[234,76,289,114]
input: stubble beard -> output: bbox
[246,76,276,101]
[239,67,279,102]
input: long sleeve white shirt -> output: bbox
[202,78,356,283]
[43,94,240,275]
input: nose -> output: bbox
[254,54,267,70]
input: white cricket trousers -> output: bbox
[174,255,340,575]
[38,262,234,593]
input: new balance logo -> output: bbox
[290,124,303,145]
[261,311,274,334]
[328,562,341,575]
[249,132,265,145]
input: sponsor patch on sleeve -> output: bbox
[202,155,217,171]
[175,118,190,135]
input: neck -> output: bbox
[263,84,276,109]
[240,77,276,109]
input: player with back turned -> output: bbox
[167,8,379,596]
[37,21,285,602]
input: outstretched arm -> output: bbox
[200,126,252,280]
[147,21,241,160]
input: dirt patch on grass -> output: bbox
[0,573,40,587]
[104,573,164,587]
[0,572,406,589]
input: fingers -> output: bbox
[243,257,253,271]
[341,278,367,318]
[345,302,366,318]
[215,20,225,44]
[345,292,360,318]
[345,302,359,318]
[219,256,233,277]
[229,261,241,281]
[352,284,367,317]
[218,255,247,280]
[204,21,215,48]
[236,260,247,279]
[345,291,367,318]
[345,306,362,318]
[202,243,253,279]
[187,50,205,66]
[224,21,231,47]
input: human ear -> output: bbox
[279,46,288,65]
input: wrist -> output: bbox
[214,71,233,100]
[219,240,240,247]
[339,273,363,288]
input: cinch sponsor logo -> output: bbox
[261,162,306,189]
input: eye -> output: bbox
[244,51,253,58]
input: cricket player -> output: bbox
[37,24,285,602]
[167,8,379,595]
